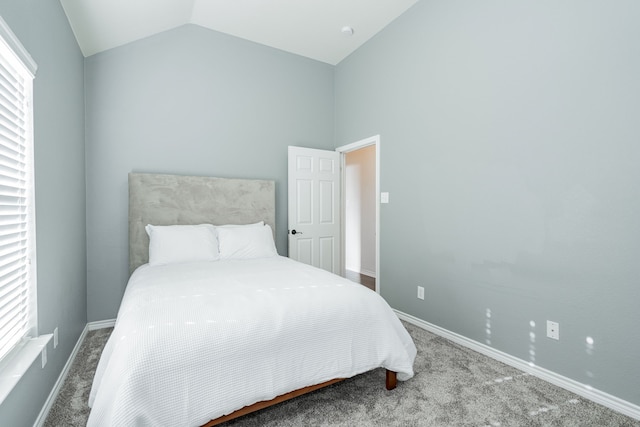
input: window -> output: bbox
[0,16,37,365]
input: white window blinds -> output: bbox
[0,19,36,364]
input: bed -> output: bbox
[87,173,417,427]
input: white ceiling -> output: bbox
[60,0,419,65]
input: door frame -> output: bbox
[336,135,380,293]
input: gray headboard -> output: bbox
[129,173,276,274]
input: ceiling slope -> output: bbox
[60,0,419,64]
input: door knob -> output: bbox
[291,229,303,235]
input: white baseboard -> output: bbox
[87,318,116,330]
[33,319,116,427]
[360,268,376,278]
[395,310,640,422]
[33,325,88,427]
[346,267,377,278]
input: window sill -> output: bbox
[0,334,52,405]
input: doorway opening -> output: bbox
[337,135,380,293]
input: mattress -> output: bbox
[87,256,416,426]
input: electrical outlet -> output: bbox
[547,320,559,340]
[41,346,47,368]
[54,327,59,349]
[417,286,425,300]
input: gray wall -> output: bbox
[85,24,334,321]
[335,0,640,406]
[0,1,86,426]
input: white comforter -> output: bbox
[88,256,416,427]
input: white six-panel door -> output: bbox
[288,146,340,274]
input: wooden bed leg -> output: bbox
[386,370,397,390]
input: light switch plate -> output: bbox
[381,192,389,204]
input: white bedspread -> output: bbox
[88,256,416,427]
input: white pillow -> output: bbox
[145,224,219,266]
[218,224,278,260]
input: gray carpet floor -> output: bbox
[44,322,640,426]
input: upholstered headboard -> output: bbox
[128,173,276,274]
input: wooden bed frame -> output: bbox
[203,371,397,426]
[128,173,399,426]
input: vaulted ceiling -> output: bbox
[60,0,419,65]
